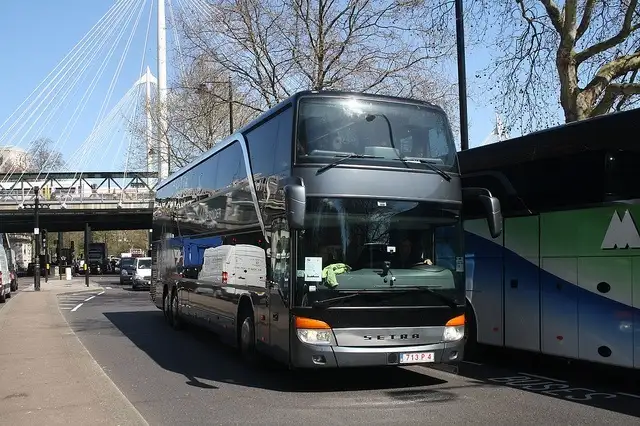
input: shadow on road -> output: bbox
[436,346,640,418]
[100,310,471,397]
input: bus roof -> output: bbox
[459,107,640,215]
[157,90,446,191]
[459,107,640,173]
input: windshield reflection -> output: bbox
[296,96,458,171]
[295,198,463,307]
[137,259,152,269]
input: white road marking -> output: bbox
[60,290,106,312]
[105,286,112,289]
[518,373,566,383]
[618,392,640,399]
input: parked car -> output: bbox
[131,257,151,290]
[119,257,136,285]
[0,250,12,302]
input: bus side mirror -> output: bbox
[479,195,502,238]
[462,187,503,238]
[285,184,306,230]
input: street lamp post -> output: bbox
[455,0,469,151]
[227,75,234,134]
[33,186,41,291]
[84,223,90,287]
[198,76,234,136]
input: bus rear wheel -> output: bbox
[163,289,173,326]
[239,313,258,364]
[171,290,182,330]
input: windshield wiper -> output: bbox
[316,154,383,175]
[311,291,369,308]
[393,286,459,309]
[395,157,451,181]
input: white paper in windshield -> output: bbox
[304,257,322,282]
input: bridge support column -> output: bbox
[84,223,91,287]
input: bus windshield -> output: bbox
[295,198,464,307]
[296,96,457,171]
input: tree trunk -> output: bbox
[556,45,581,122]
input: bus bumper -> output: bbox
[290,339,464,369]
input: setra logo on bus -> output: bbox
[364,333,420,340]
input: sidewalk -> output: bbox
[0,278,148,426]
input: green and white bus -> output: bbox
[460,107,640,369]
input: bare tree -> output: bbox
[0,151,29,173]
[476,0,640,132]
[28,138,65,172]
[176,0,460,121]
[127,0,463,169]
[126,60,256,172]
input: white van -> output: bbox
[132,257,152,290]
[201,244,266,289]
[0,250,12,302]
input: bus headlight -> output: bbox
[294,316,335,346]
[297,329,334,345]
[443,314,465,342]
[443,325,465,342]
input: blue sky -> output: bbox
[0,0,498,172]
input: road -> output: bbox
[0,276,25,312]
[60,276,640,426]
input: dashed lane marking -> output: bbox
[70,303,83,312]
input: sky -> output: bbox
[0,0,499,172]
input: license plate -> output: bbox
[399,352,435,364]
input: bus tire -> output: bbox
[464,300,479,360]
[163,287,173,326]
[239,310,258,365]
[171,289,182,330]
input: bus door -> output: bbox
[267,218,292,364]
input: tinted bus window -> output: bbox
[246,106,293,178]
[296,96,457,171]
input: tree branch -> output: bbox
[583,50,640,100]
[575,0,596,41]
[590,82,640,117]
[575,0,640,65]
[538,0,564,33]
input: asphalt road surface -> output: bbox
[60,277,640,426]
